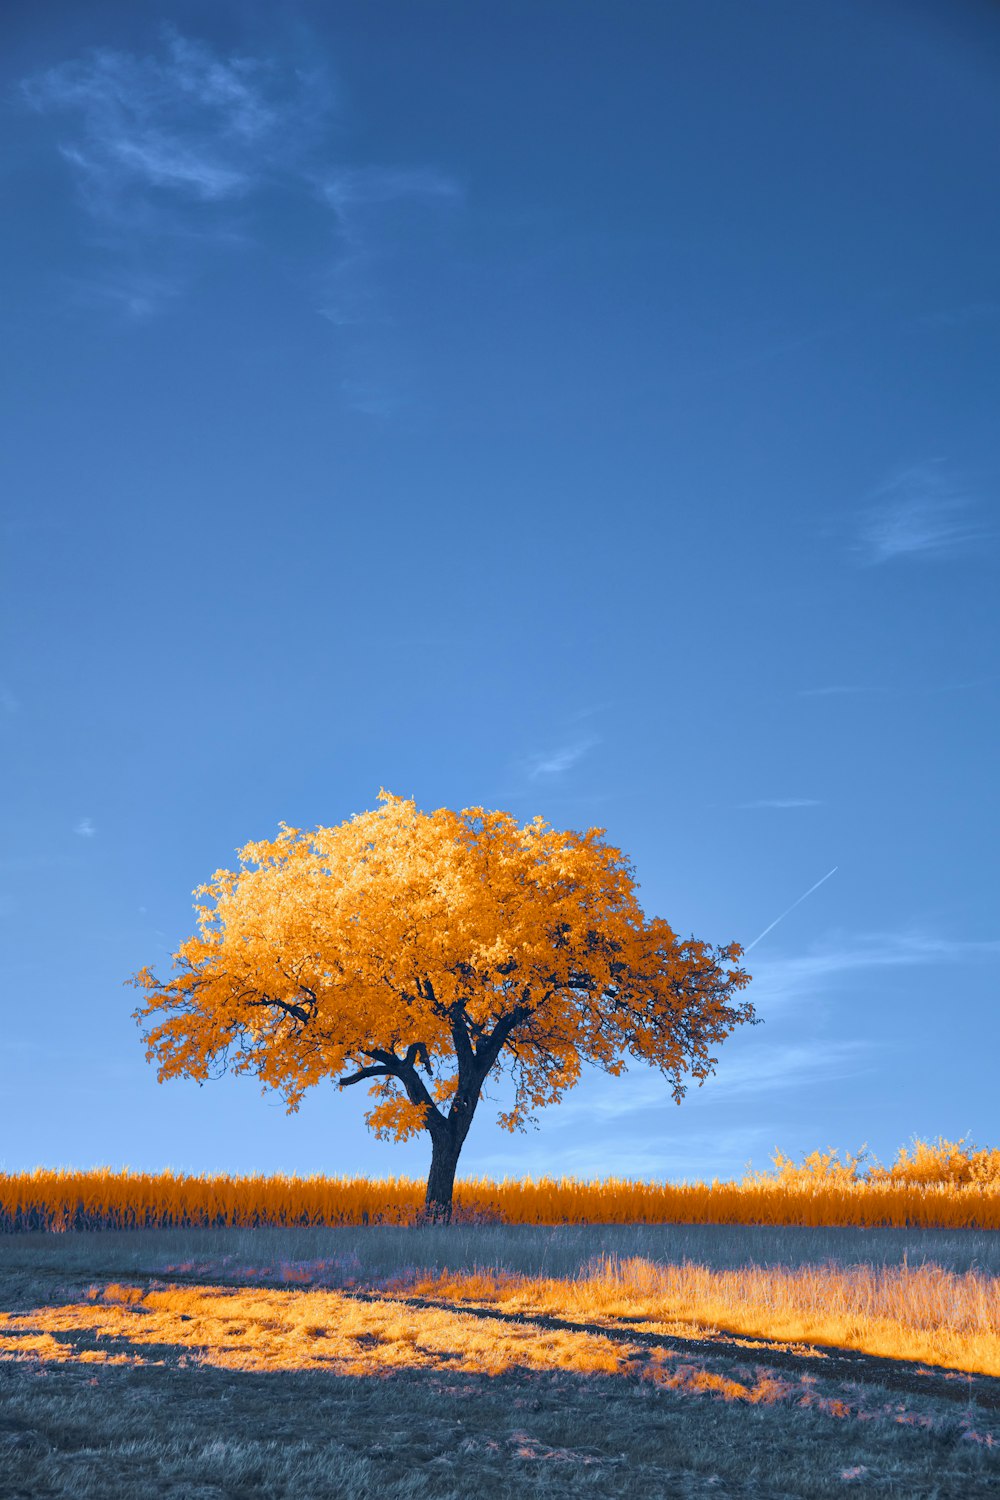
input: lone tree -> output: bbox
[131,792,756,1219]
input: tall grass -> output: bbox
[3,1137,999,1232]
[403,1253,1000,1375]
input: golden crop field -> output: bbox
[4,1136,999,1233]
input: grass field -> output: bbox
[2,1223,998,1497]
[6,1151,1000,1232]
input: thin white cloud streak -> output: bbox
[800,674,1000,698]
[68,270,186,320]
[20,30,325,317]
[691,1041,873,1100]
[548,1040,872,1129]
[854,463,991,565]
[74,818,96,838]
[920,302,1000,329]
[62,138,248,203]
[744,866,838,952]
[738,798,823,809]
[748,929,1000,1013]
[526,738,598,780]
[322,166,459,215]
[339,380,401,419]
[567,701,614,723]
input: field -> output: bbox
[2,1221,999,1498]
[5,1139,1000,1236]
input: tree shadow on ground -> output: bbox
[1,1279,999,1500]
[357,1286,1000,1414]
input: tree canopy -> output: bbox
[131,792,756,1215]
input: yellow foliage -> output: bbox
[870,1136,1000,1188]
[745,1146,871,1189]
[748,1136,1000,1192]
[128,793,754,1192]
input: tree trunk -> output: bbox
[424,1128,462,1221]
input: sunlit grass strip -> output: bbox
[1,1257,997,1382]
[397,1255,1000,1378]
[0,1281,630,1381]
[4,1168,1000,1232]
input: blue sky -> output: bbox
[2,0,998,1186]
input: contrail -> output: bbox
[744,866,838,953]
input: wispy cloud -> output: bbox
[693,1041,874,1101]
[749,928,1000,1012]
[20,29,318,221]
[920,302,1000,330]
[67,269,187,320]
[74,817,97,838]
[799,673,1000,698]
[19,30,326,318]
[464,923,996,1166]
[853,462,992,566]
[322,166,459,225]
[526,738,598,780]
[20,27,460,335]
[316,166,460,335]
[339,380,402,419]
[548,1041,873,1130]
[738,798,823,809]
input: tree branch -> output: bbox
[246,993,312,1025]
[401,1041,432,1074]
[336,1041,441,1124]
[474,991,539,1074]
[338,1063,395,1088]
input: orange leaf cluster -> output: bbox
[129,793,753,1149]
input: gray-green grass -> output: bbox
[1,1224,999,1498]
[5,1220,1000,1282]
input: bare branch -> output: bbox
[338,1063,395,1088]
[474,992,540,1074]
[245,993,312,1025]
[337,1041,441,1123]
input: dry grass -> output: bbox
[5,1137,1000,1234]
[0,1279,633,1380]
[3,1253,999,1379]
[1,1224,999,1496]
[398,1255,1000,1377]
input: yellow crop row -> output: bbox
[2,1138,999,1230]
